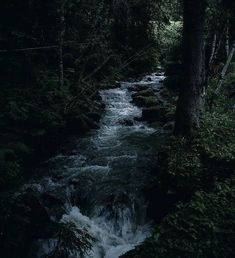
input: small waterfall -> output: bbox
[61,205,150,258]
[23,73,165,258]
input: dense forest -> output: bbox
[0,0,234,257]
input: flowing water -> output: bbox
[23,73,165,258]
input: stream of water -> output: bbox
[23,73,165,258]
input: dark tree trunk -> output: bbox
[174,0,207,136]
[58,5,65,88]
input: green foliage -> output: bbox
[0,76,101,190]
[125,69,235,258]
[157,137,205,195]
[159,21,182,62]
[155,179,235,258]
[155,186,233,256]
[0,192,51,258]
[199,112,235,162]
[47,221,95,258]
[123,179,235,258]
[157,106,235,196]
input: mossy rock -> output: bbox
[127,84,149,92]
[132,89,155,98]
[132,96,160,108]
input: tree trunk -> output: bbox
[174,0,207,136]
[58,5,65,88]
[225,18,230,58]
[216,41,235,92]
[209,33,217,67]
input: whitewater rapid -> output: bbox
[24,73,165,258]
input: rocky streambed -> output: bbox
[1,73,176,258]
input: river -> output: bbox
[22,73,165,258]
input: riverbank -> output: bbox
[0,80,106,192]
[1,66,234,258]
[0,73,169,258]
[122,65,235,257]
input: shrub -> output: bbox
[123,179,235,258]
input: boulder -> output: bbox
[132,89,155,98]
[134,116,142,122]
[132,96,159,108]
[161,88,171,98]
[69,178,80,187]
[127,84,149,92]
[118,119,134,126]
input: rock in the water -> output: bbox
[134,116,142,122]
[127,84,149,92]
[161,88,171,98]
[132,89,155,98]
[132,96,159,108]
[131,89,159,107]
[118,119,134,126]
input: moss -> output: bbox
[132,96,159,107]
[132,89,155,98]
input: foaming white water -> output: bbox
[62,206,150,258]
[26,73,164,258]
[53,79,159,257]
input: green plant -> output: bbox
[123,179,235,258]
[47,221,95,258]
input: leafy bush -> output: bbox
[123,179,235,258]
[157,137,205,196]
[199,112,235,162]
[157,107,235,197]
[46,221,95,258]
[124,70,235,258]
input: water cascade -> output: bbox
[23,73,165,258]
